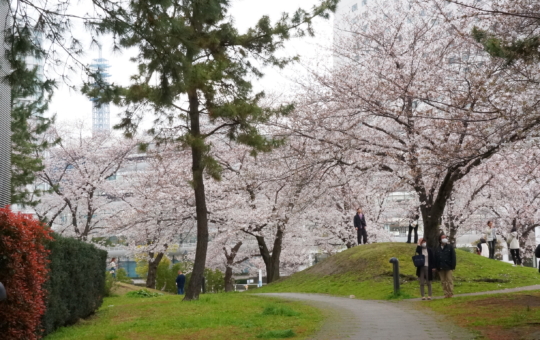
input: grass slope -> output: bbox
[420,290,540,340]
[255,243,540,299]
[45,284,322,340]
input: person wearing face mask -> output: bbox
[415,238,435,300]
[434,234,456,298]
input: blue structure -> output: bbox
[89,48,111,133]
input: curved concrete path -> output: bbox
[259,293,475,340]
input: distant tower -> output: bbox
[90,46,111,133]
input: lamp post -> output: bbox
[389,257,400,295]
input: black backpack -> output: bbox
[535,244,540,258]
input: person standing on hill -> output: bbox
[415,238,434,300]
[485,221,497,259]
[407,214,420,244]
[354,208,368,245]
[507,227,522,267]
[434,235,456,298]
[176,270,186,295]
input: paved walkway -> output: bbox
[259,293,475,340]
[260,285,540,339]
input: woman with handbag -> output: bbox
[415,238,435,300]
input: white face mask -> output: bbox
[441,238,448,244]
[421,243,427,248]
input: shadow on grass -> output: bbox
[256,329,296,338]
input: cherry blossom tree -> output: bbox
[286,0,540,246]
[109,145,196,288]
[33,125,137,240]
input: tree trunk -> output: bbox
[146,252,165,289]
[184,90,209,301]
[446,219,458,246]
[255,226,284,284]
[223,241,243,292]
[421,210,444,248]
[224,266,234,292]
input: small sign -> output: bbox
[247,279,253,284]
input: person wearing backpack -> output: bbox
[415,238,435,300]
[507,227,522,267]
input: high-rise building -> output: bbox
[0,1,11,208]
[90,48,111,133]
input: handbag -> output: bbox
[412,253,425,268]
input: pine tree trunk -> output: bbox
[184,90,209,301]
[146,252,165,289]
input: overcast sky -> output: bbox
[46,0,334,129]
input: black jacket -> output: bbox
[176,274,186,288]
[354,213,367,229]
[434,244,456,271]
[415,246,435,281]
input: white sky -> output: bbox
[47,0,335,129]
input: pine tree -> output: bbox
[7,23,57,207]
[85,0,338,300]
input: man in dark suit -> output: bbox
[176,270,186,295]
[354,208,368,245]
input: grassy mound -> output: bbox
[255,243,540,299]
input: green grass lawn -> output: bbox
[418,290,540,339]
[45,287,323,340]
[254,243,540,300]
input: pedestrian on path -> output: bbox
[507,227,522,267]
[434,234,456,298]
[415,238,434,300]
[536,244,540,273]
[484,221,497,259]
[354,208,368,245]
[176,270,186,295]
[406,214,420,244]
[476,239,489,258]
[109,258,117,279]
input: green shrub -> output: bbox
[41,233,107,336]
[185,268,225,293]
[126,289,163,298]
[104,272,115,297]
[116,268,132,284]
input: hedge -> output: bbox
[41,233,107,336]
[0,208,52,340]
